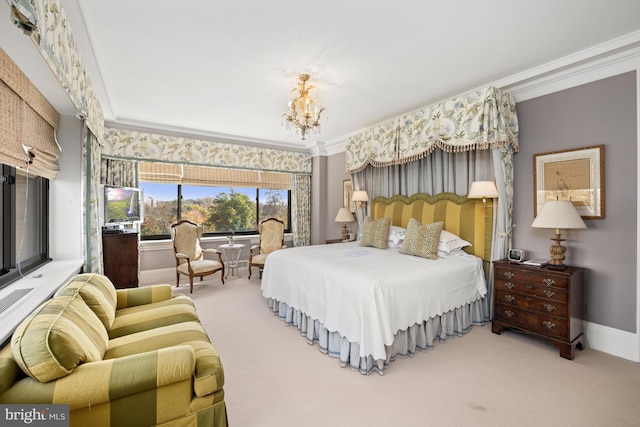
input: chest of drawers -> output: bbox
[492,259,585,359]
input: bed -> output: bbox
[260,193,494,375]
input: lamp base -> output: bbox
[548,232,567,268]
[341,224,349,240]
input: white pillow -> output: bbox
[387,226,406,249]
[438,230,471,254]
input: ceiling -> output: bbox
[5,1,640,151]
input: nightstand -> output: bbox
[492,259,585,359]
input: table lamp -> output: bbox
[335,207,355,240]
[468,181,499,205]
[531,200,587,269]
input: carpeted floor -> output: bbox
[157,275,640,427]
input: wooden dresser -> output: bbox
[492,259,585,359]
[102,232,139,289]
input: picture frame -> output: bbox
[343,180,355,213]
[533,145,605,219]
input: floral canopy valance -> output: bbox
[102,128,312,174]
[345,86,519,173]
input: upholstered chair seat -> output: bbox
[176,258,223,276]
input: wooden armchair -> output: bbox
[248,218,286,279]
[171,220,225,293]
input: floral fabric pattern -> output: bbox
[12,0,105,141]
[346,86,519,172]
[102,128,312,174]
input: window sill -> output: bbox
[0,259,83,346]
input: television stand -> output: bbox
[102,231,139,288]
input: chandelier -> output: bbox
[282,74,326,140]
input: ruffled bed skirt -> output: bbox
[266,297,487,375]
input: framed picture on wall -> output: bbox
[534,145,605,219]
[343,180,355,213]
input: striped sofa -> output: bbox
[0,273,227,427]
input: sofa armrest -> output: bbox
[0,346,196,408]
[116,284,173,309]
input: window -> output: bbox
[0,164,50,289]
[140,182,290,239]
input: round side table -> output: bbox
[219,243,245,279]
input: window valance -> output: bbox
[345,86,519,173]
[102,128,312,174]
[139,161,292,190]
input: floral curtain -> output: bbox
[346,86,519,173]
[81,125,103,273]
[292,174,311,247]
[9,0,105,142]
[100,157,136,187]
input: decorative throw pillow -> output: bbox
[360,216,391,249]
[387,226,406,249]
[400,219,443,259]
[55,273,118,329]
[438,230,472,254]
[12,294,108,383]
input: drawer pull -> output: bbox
[542,320,557,329]
[504,282,515,290]
[504,310,516,318]
[542,290,556,298]
[543,278,556,286]
[504,295,516,303]
[503,271,515,279]
[543,304,557,313]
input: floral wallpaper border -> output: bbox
[345,85,519,172]
[102,127,312,174]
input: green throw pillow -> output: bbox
[399,218,443,259]
[360,216,391,249]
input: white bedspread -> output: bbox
[260,242,487,361]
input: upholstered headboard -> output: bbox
[371,193,493,274]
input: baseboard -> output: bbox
[583,320,639,363]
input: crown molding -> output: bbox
[496,31,640,101]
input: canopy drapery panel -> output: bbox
[345,86,519,173]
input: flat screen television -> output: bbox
[104,185,143,225]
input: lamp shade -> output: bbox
[467,181,499,199]
[335,207,355,223]
[352,190,369,203]
[532,200,587,230]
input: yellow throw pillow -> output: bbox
[359,216,391,249]
[11,294,108,383]
[400,218,443,260]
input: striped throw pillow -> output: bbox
[11,294,109,382]
[56,273,118,329]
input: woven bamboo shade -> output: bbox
[139,161,292,190]
[0,48,60,180]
